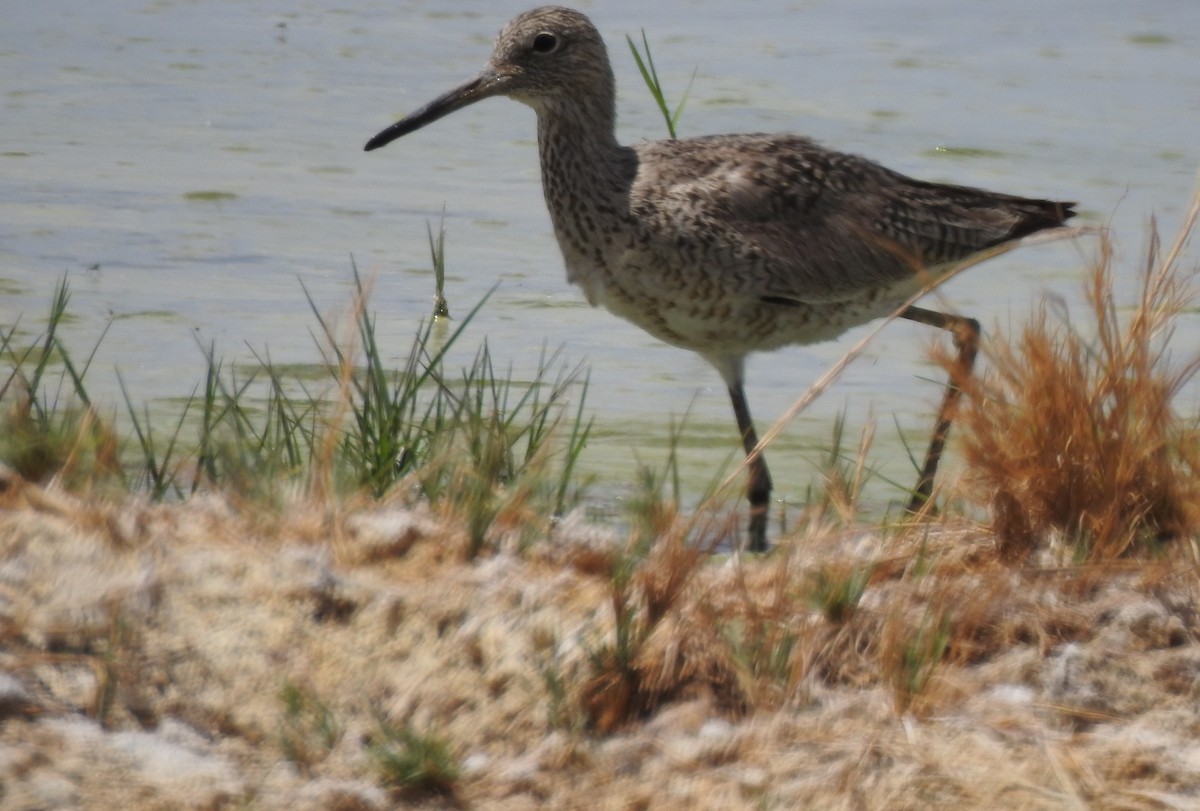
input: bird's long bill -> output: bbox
[364,71,503,152]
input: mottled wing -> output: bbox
[635,135,1073,305]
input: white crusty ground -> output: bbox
[1,473,1198,811]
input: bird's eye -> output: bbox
[532,32,559,53]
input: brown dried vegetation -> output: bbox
[948,202,1200,560]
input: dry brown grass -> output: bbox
[948,201,1200,560]
[578,511,741,733]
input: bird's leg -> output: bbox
[899,305,981,513]
[727,382,773,552]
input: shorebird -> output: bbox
[364,6,1075,552]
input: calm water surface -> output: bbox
[3,0,1198,514]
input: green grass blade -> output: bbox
[626,30,677,139]
[428,212,450,320]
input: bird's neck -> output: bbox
[533,97,636,301]
[535,95,624,185]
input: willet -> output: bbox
[364,6,1075,552]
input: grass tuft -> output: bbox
[579,499,738,732]
[806,561,874,623]
[0,277,122,490]
[278,681,341,775]
[368,713,461,798]
[804,411,878,525]
[950,203,1200,560]
[883,602,953,715]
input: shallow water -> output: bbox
[2,0,1198,515]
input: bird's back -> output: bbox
[625,133,1074,308]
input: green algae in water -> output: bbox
[113,310,181,322]
[0,279,28,296]
[925,145,1006,160]
[1128,33,1172,46]
[183,191,238,202]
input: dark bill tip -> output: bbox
[364,119,418,152]
[363,72,501,152]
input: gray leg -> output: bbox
[727,382,772,552]
[899,306,981,513]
